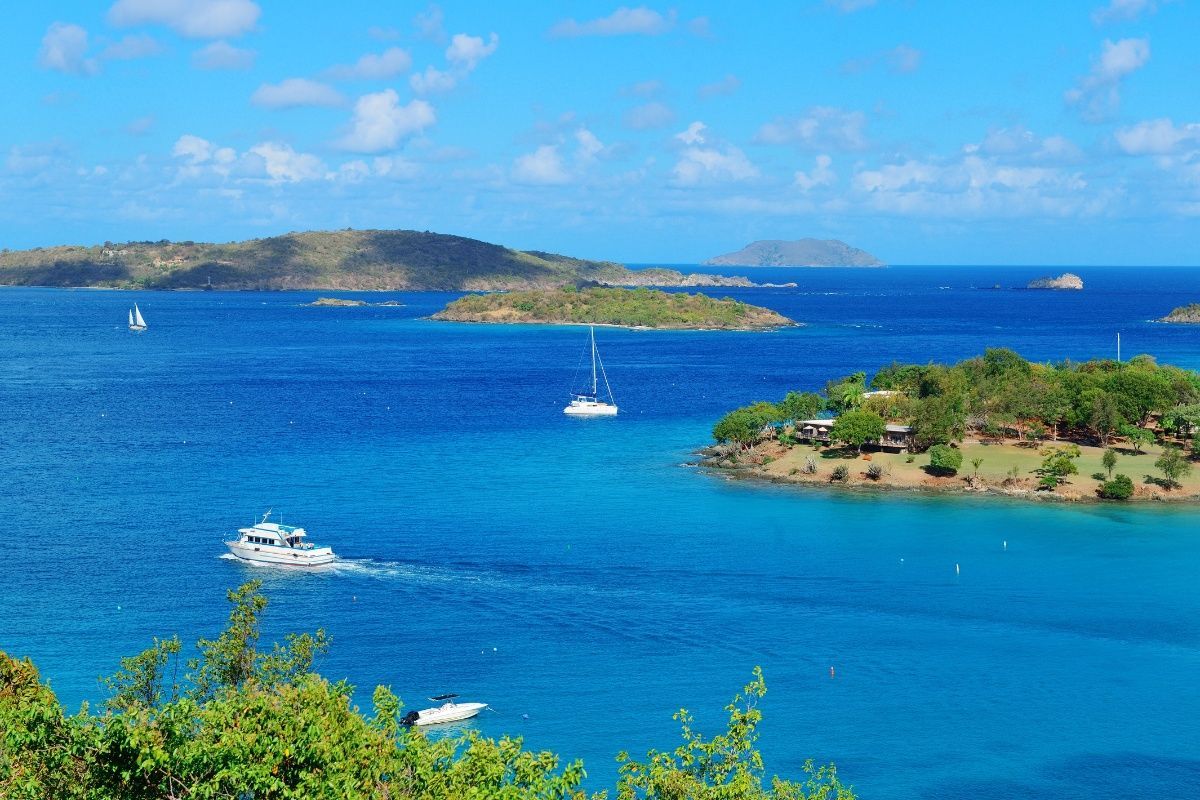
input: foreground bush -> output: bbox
[0,581,854,800]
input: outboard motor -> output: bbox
[401,710,421,727]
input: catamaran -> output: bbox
[224,510,336,566]
[564,326,618,416]
[402,694,488,726]
[128,303,147,332]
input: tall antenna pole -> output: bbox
[1117,332,1121,363]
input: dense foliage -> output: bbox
[713,349,1200,456]
[926,444,962,476]
[1098,473,1135,500]
[0,582,854,800]
[436,286,794,329]
[829,411,885,452]
[0,229,707,292]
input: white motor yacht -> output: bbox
[224,510,336,566]
[403,694,488,726]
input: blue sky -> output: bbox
[6,0,1200,264]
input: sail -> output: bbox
[128,309,134,326]
[133,304,146,328]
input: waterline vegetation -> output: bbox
[704,348,1200,502]
[0,581,854,800]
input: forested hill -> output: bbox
[0,229,740,292]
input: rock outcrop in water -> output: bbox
[1160,303,1200,323]
[1026,273,1083,290]
[704,239,884,267]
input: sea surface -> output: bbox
[3,266,1200,799]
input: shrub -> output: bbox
[830,465,849,482]
[802,455,817,474]
[927,444,962,476]
[1098,473,1134,500]
[1091,472,1107,481]
[866,463,886,481]
[905,454,915,463]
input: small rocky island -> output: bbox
[432,287,795,330]
[1160,303,1200,323]
[307,297,403,307]
[1026,273,1083,290]
[704,239,884,267]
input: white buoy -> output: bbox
[955,563,960,575]
[1003,540,1007,551]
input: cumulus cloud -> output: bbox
[193,40,255,70]
[550,6,676,37]
[1092,0,1158,24]
[246,142,324,182]
[39,23,98,76]
[446,32,498,70]
[670,122,758,186]
[171,134,323,184]
[756,107,869,151]
[794,155,835,190]
[409,66,457,94]
[101,34,164,61]
[251,79,344,109]
[1064,37,1150,122]
[966,126,1084,162]
[108,0,261,38]
[699,74,740,98]
[625,101,675,130]
[327,47,412,80]
[1114,118,1200,155]
[338,90,435,153]
[513,145,570,185]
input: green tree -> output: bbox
[910,395,965,451]
[1102,447,1118,478]
[778,391,824,422]
[1155,445,1191,489]
[1084,389,1123,446]
[1038,444,1081,487]
[713,406,775,449]
[1098,473,1134,500]
[102,635,181,713]
[970,457,984,478]
[927,444,963,476]
[826,372,867,414]
[829,410,885,453]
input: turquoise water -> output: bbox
[3,268,1200,798]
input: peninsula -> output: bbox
[704,239,884,267]
[1160,303,1200,323]
[702,349,1200,503]
[432,286,795,330]
[0,229,757,292]
[1026,272,1083,290]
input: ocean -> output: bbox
[2,266,1199,798]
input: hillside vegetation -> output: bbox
[433,286,796,329]
[0,229,749,292]
[0,581,855,800]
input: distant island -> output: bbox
[1160,303,1200,323]
[432,286,795,330]
[704,239,884,267]
[306,297,403,307]
[0,229,759,292]
[1026,273,1083,290]
[701,348,1200,504]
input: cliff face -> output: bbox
[704,239,884,267]
[1026,273,1084,290]
[0,229,753,292]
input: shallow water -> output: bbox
[2,267,1200,798]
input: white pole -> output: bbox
[1117,332,1121,362]
[590,327,598,395]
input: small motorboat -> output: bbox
[224,510,336,567]
[402,694,488,726]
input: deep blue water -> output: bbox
[3,266,1200,799]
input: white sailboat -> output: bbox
[128,303,147,332]
[564,326,618,416]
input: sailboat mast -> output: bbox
[590,326,598,395]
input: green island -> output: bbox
[702,348,1200,503]
[0,228,758,292]
[0,581,855,800]
[1160,303,1200,323]
[307,297,404,307]
[432,286,795,330]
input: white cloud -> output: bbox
[39,23,98,76]
[625,101,675,130]
[101,34,163,61]
[107,0,261,38]
[550,7,677,38]
[446,32,498,70]
[125,115,155,136]
[410,66,457,94]
[1092,0,1158,24]
[794,155,835,190]
[969,126,1083,162]
[887,44,922,73]
[338,90,436,153]
[673,145,758,186]
[675,121,707,145]
[1064,37,1150,122]
[193,40,255,70]
[246,142,324,183]
[172,134,216,164]
[1114,118,1200,155]
[575,128,605,162]
[513,145,569,185]
[413,4,446,42]
[699,74,740,98]
[756,107,869,151]
[251,79,344,109]
[327,47,412,80]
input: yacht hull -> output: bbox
[414,702,487,726]
[224,541,336,566]
[564,402,618,416]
